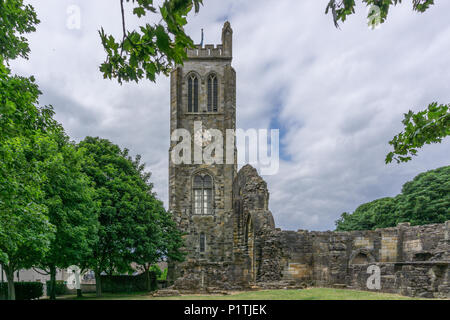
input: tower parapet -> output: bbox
[186,21,233,59]
[186,44,228,59]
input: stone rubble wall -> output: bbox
[170,157,449,298]
[260,223,449,298]
[237,165,450,298]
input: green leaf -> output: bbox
[133,7,146,18]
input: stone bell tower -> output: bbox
[168,22,239,290]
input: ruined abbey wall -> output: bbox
[238,166,450,298]
[257,223,449,298]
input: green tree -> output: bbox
[36,133,99,300]
[132,197,185,291]
[2,0,205,84]
[335,166,450,231]
[396,166,450,225]
[335,197,398,231]
[99,0,203,84]
[77,137,134,296]
[0,134,56,300]
[0,53,60,300]
[0,63,57,141]
[0,1,65,299]
[0,0,39,61]
[386,103,449,163]
[325,1,449,162]
[1,1,186,299]
[325,0,435,29]
[78,137,183,296]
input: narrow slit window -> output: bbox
[213,76,218,112]
[200,233,206,253]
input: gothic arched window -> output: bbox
[193,174,213,215]
[207,74,218,112]
[188,74,199,112]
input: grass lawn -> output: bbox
[59,288,427,300]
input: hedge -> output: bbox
[0,282,44,300]
[46,280,68,296]
[0,283,4,300]
[101,272,157,293]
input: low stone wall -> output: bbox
[347,262,449,298]
[172,260,251,292]
[257,221,450,298]
[231,165,450,298]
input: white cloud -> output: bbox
[10,0,450,231]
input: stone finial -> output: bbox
[222,21,233,57]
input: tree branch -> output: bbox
[120,0,127,55]
[32,267,49,275]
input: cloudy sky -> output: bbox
[11,0,449,231]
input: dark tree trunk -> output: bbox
[95,270,102,297]
[49,265,57,300]
[4,264,15,300]
[145,267,151,292]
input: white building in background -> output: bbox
[1,261,167,296]
[0,265,96,297]
[0,267,68,283]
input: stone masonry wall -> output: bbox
[258,219,449,298]
[232,165,277,283]
[235,165,449,298]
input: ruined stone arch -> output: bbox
[349,249,376,265]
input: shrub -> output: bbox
[158,268,168,281]
[101,272,157,293]
[0,282,44,300]
[150,265,162,279]
[0,283,6,300]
